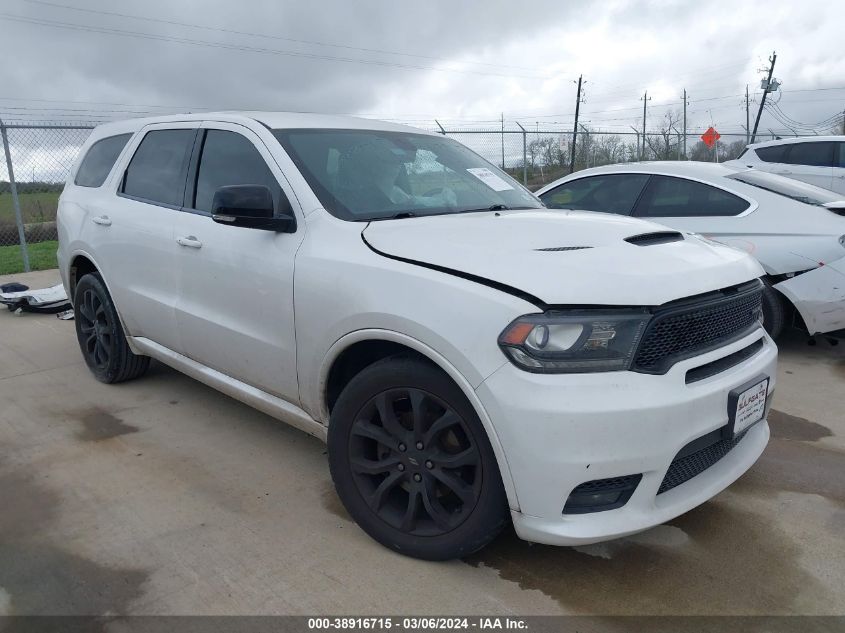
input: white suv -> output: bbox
[728,136,845,194]
[58,112,777,560]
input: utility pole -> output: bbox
[751,51,777,144]
[841,109,844,135]
[640,91,651,160]
[569,75,583,174]
[745,85,750,144]
[682,89,688,159]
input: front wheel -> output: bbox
[328,356,508,560]
[761,278,787,339]
[73,273,150,383]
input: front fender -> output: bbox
[316,328,520,512]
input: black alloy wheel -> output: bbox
[328,356,507,560]
[73,273,150,383]
[348,387,482,536]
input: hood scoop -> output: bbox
[625,231,685,246]
[535,246,593,252]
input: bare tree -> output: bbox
[644,110,683,160]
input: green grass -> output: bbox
[0,191,60,224]
[0,240,58,276]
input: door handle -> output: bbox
[91,215,112,226]
[177,236,203,249]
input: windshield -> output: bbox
[273,128,542,221]
[726,170,841,206]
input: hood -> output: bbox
[362,210,763,306]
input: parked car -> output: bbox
[725,136,845,194]
[58,113,776,560]
[536,162,845,338]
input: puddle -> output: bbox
[0,469,148,615]
[767,409,833,442]
[75,408,139,442]
[736,437,845,505]
[0,587,10,616]
[465,501,827,615]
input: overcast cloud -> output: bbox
[0,0,843,137]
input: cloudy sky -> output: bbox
[0,0,843,139]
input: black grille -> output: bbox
[658,431,747,494]
[685,339,765,384]
[633,283,763,374]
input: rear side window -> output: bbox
[785,142,835,167]
[74,133,132,187]
[539,174,650,215]
[633,176,749,217]
[755,145,788,163]
[193,130,282,213]
[121,129,196,207]
[838,143,845,168]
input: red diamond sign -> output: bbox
[701,126,721,148]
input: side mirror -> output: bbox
[211,185,296,232]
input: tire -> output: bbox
[761,278,786,339]
[328,356,508,560]
[73,273,150,384]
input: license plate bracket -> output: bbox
[725,375,769,439]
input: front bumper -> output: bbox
[476,328,777,546]
[774,256,845,335]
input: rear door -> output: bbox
[172,122,304,402]
[94,123,198,353]
[780,141,835,191]
[630,175,752,235]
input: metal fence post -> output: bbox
[515,122,527,185]
[0,119,30,272]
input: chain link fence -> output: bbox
[0,121,94,275]
[435,125,759,191]
[0,118,805,276]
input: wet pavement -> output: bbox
[0,269,843,615]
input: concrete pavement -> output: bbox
[0,269,843,615]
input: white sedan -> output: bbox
[536,162,845,338]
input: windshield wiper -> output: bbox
[386,211,418,219]
[458,204,510,214]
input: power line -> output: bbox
[0,12,546,79]
[23,0,541,74]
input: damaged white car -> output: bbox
[58,113,776,560]
[537,163,845,338]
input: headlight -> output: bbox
[498,311,650,373]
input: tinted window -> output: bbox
[540,174,649,215]
[727,170,840,206]
[838,143,845,168]
[74,133,132,187]
[193,130,282,213]
[634,176,749,217]
[121,129,195,206]
[755,145,788,163]
[273,129,541,221]
[785,142,835,167]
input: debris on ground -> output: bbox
[0,283,71,314]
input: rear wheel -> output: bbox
[761,278,787,339]
[74,273,150,383]
[328,356,508,560]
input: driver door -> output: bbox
[173,122,304,403]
